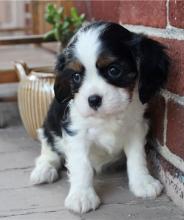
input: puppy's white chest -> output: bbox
[88,127,114,144]
[87,122,123,155]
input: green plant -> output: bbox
[44,3,85,46]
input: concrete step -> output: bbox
[0,125,183,220]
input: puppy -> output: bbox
[31,22,170,213]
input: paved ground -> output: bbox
[0,111,184,220]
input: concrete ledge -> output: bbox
[149,148,184,210]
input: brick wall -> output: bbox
[74,0,184,209]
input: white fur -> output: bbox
[74,24,106,68]
[30,130,61,184]
[31,26,163,213]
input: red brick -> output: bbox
[167,101,184,159]
[73,1,91,20]
[149,96,166,146]
[119,0,167,28]
[91,0,120,22]
[169,0,184,28]
[154,38,184,96]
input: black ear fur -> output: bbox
[54,53,72,103]
[132,35,170,104]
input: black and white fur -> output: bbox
[31,22,170,213]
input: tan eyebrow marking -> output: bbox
[66,60,83,72]
[96,53,116,68]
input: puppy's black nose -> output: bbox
[88,95,102,110]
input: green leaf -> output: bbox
[54,27,63,42]
[54,14,61,23]
[44,29,56,41]
[70,7,78,19]
[44,4,85,44]
[58,7,64,16]
[47,3,54,12]
[44,13,55,25]
[62,21,70,30]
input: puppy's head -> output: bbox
[54,22,170,117]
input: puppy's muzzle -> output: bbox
[88,95,102,110]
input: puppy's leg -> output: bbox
[124,122,163,198]
[64,137,100,213]
[30,130,61,185]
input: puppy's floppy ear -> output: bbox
[54,53,72,103]
[131,35,170,104]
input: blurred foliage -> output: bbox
[44,3,85,46]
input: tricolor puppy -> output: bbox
[31,22,170,213]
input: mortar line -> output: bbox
[120,24,184,40]
[166,0,171,28]
[163,96,168,146]
[153,139,184,173]
[161,90,184,106]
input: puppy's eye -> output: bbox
[108,65,122,79]
[72,73,81,84]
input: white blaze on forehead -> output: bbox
[74,25,106,68]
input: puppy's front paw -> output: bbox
[130,175,163,199]
[30,162,59,185]
[65,188,100,213]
